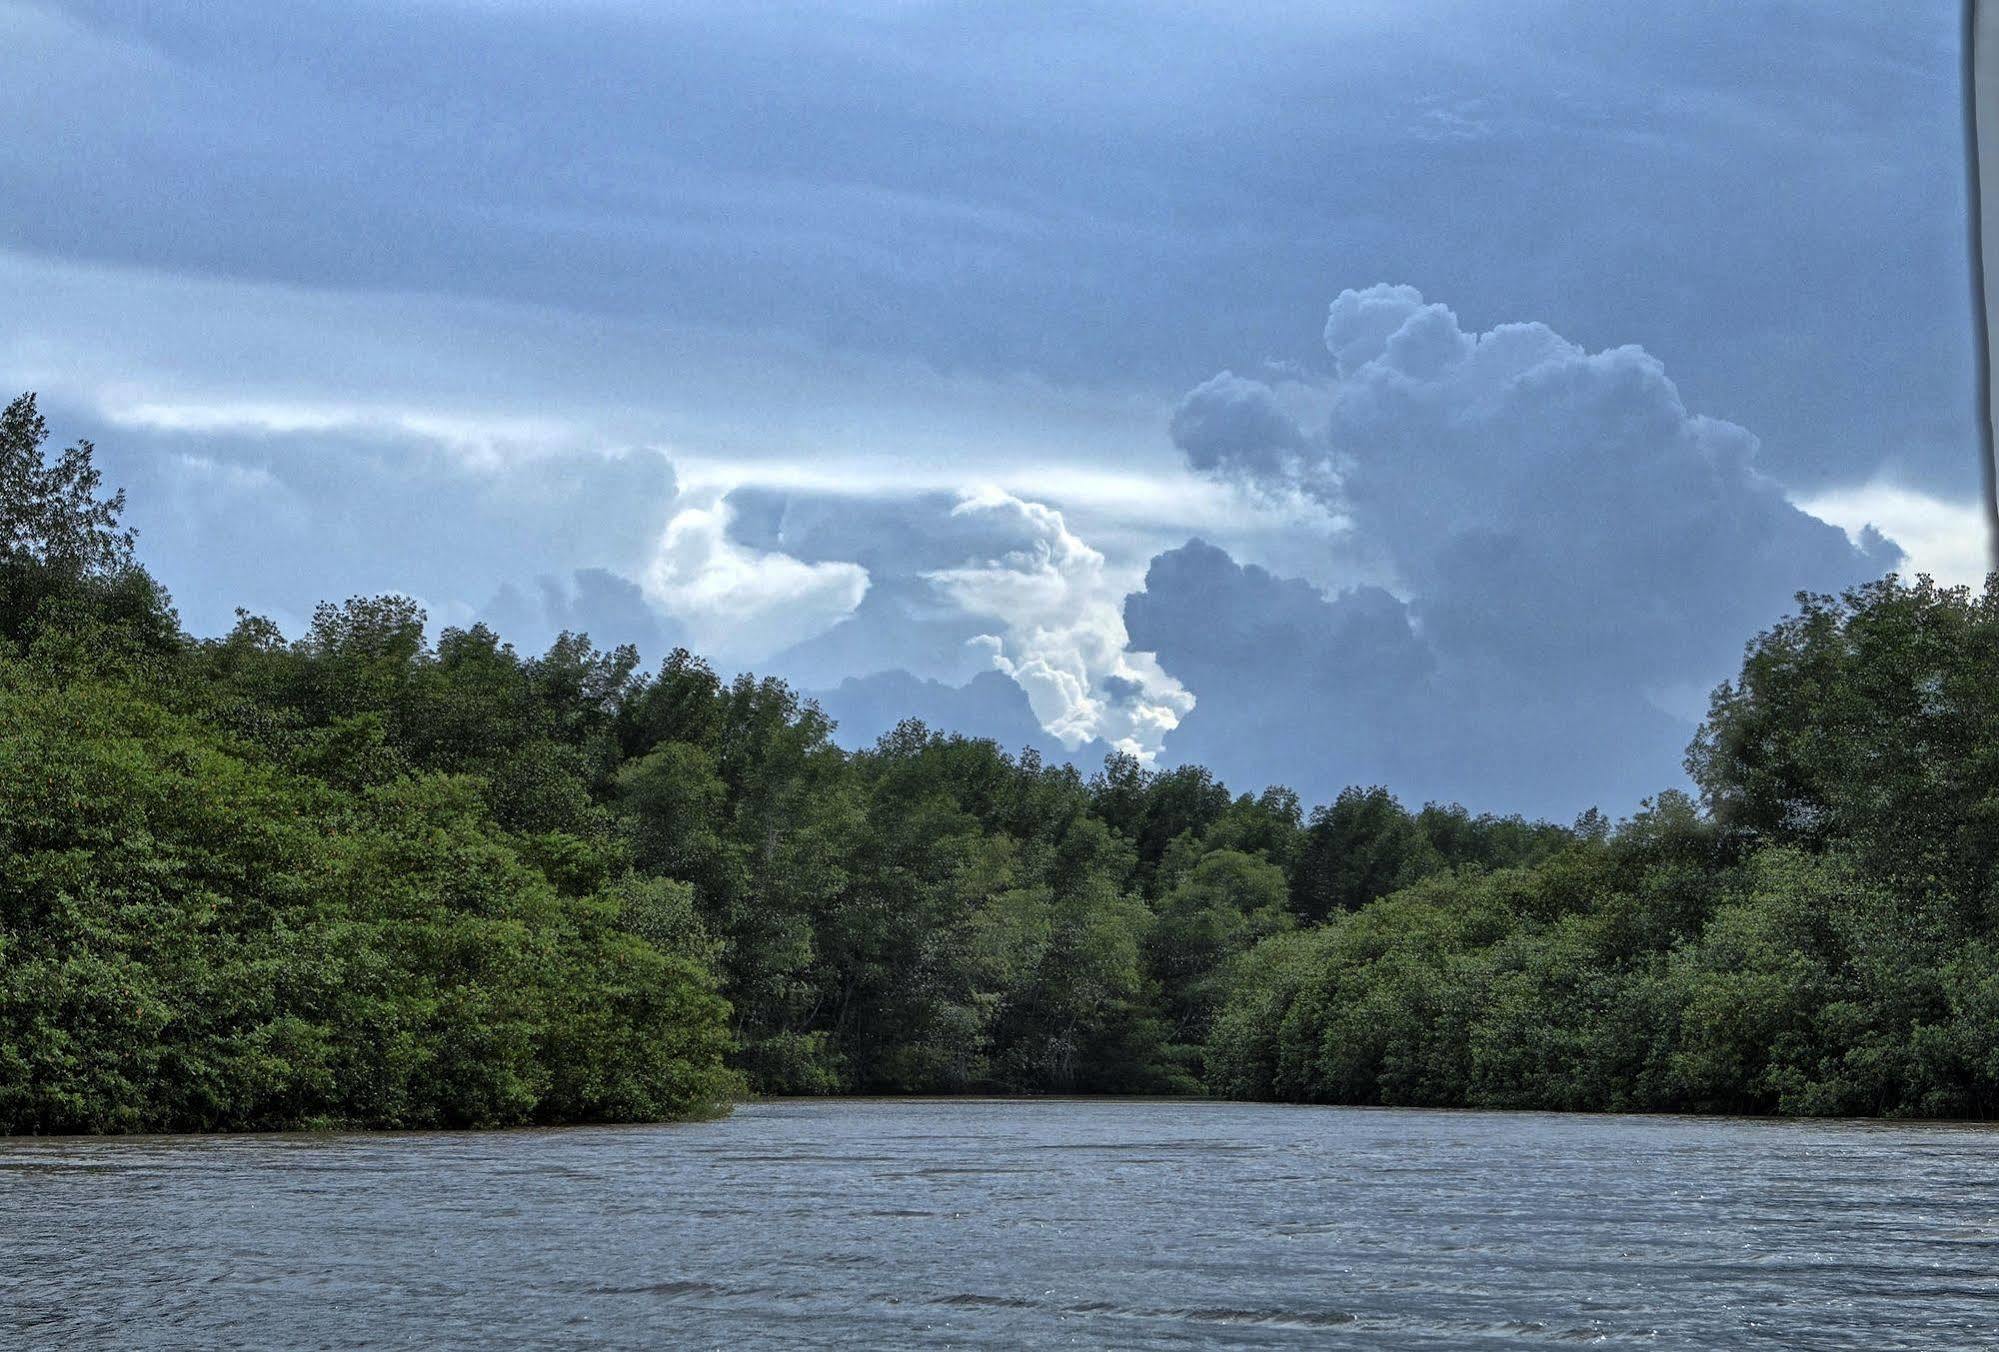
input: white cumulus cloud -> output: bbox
[923,489,1193,761]
[645,495,870,665]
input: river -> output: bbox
[4,1099,1996,1348]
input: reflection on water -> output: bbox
[4,1100,1997,1349]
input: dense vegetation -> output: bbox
[1207,570,1999,1118]
[5,392,1999,1129]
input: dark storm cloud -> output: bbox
[1125,540,1430,698]
[1167,374,1312,486]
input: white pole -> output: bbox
[1966,0,1999,574]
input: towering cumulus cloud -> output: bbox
[923,490,1193,761]
[723,485,1194,762]
[1148,284,1901,815]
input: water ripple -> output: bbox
[5,1101,1998,1350]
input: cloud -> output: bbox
[919,490,1193,761]
[643,496,869,665]
[4,1,1971,499]
[657,483,1194,767]
[54,407,685,638]
[718,488,1015,691]
[1125,539,1444,802]
[812,668,1112,769]
[1194,283,1901,692]
[1168,371,1315,488]
[1150,284,1908,813]
[99,398,572,464]
[1798,480,1989,591]
[1127,538,1694,817]
[726,485,1204,761]
[1126,539,1430,698]
[482,568,686,659]
[56,401,860,669]
[1325,283,1451,376]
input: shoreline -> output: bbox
[7,1095,1999,1143]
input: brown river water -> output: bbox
[4,1098,1997,1348]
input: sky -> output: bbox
[1,0,1985,818]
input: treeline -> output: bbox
[1208,569,1999,1118]
[5,393,1998,1129]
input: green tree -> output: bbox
[1691,574,1999,925]
[1,392,133,579]
[1290,786,1443,922]
[1,392,175,661]
[0,662,737,1132]
[1148,850,1291,1052]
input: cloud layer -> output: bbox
[4,2,1972,492]
[62,406,865,666]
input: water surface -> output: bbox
[4,1099,1997,1348]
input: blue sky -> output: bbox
[1,0,1983,816]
